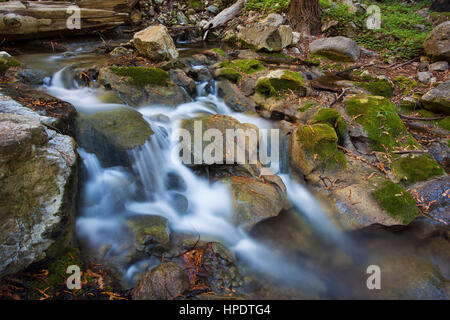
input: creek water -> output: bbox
[16,43,449,299]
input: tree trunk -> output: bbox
[287,0,321,36]
[429,0,450,12]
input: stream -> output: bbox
[15,41,449,299]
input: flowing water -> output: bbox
[16,43,448,299]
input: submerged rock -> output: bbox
[132,262,190,300]
[132,25,179,61]
[309,36,360,62]
[98,66,190,107]
[0,113,77,277]
[421,80,450,115]
[126,215,170,255]
[76,107,153,167]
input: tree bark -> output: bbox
[287,0,321,36]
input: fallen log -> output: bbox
[0,1,130,41]
[204,0,246,30]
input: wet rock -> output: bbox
[0,113,77,277]
[132,25,179,61]
[410,176,449,223]
[76,107,153,167]
[98,66,190,107]
[126,215,170,254]
[132,262,190,300]
[309,36,360,62]
[17,68,47,85]
[423,22,450,61]
[169,69,196,95]
[421,80,450,115]
[216,80,256,112]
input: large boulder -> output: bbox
[421,80,450,115]
[0,113,77,277]
[132,262,190,300]
[238,23,293,52]
[131,25,179,61]
[309,36,360,62]
[76,107,153,167]
[216,80,256,112]
[423,22,450,61]
[98,66,190,107]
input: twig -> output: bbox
[392,150,428,154]
[397,113,445,121]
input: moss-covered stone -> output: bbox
[298,100,319,112]
[310,108,347,143]
[438,116,450,131]
[216,68,243,83]
[109,66,170,87]
[255,70,305,98]
[220,59,265,74]
[391,155,444,186]
[212,48,227,57]
[356,78,394,98]
[372,180,421,224]
[0,57,22,74]
[296,123,347,169]
[126,215,170,253]
[187,0,204,11]
[98,91,124,104]
[346,95,418,152]
[394,76,418,95]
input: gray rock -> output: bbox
[423,22,450,61]
[216,80,256,112]
[421,80,450,115]
[0,113,77,277]
[418,71,433,83]
[309,36,360,62]
[238,24,293,52]
[207,5,219,14]
[429,61,449,71]
[261,13,284,27]
[169,69,196,95]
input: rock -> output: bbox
[309,36,360,62]
[421,80,450,115]
[132,25,179,61]
[132,262,190,300]
[418,71,433,83]
[207,5,219,14]
[110,46,133,56]
[177,12,189,25]
[0,113,77,277]
[418,61,430,71]
[423,22,450,61]
[126,215,170,254]
[410,176,449,223]
[98,66,190,107]
[255,69,306,98]
[17,68,48,85]
[75,107,153,167]
[292,32,301,45]
[169,69,196,95]
[216,80,256,112]
[238,24,293,52]
[261,13,284,27]
[429,61,449,71]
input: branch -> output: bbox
[203,0,246,30]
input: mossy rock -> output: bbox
[355,78,394,98]
[0,57,22,74]
[215,68,243,83]
[298,100,319,112]
[220,59,265,74]
[296,123,347,171]
[76,107,153,167]
[187,0,204,11]
[126,215,170,253]
[109,66,170,87]
[98,91,124,104]
[310,108,347,143]
[255,70,306,98]
[391,154,444,186]
[212,48,227,57]
[372,180,421,224]
[346,95,418,152]
[394,76,418,95]
[438,116,450,131]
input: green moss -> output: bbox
[311,51,355,62]
[394,76,418,95]
[0,57,22,74]
[187,0,204,11]
[220,59,265,74]
[438,117,450,131]
[297,123,347,169]
[298,100,319,112]
[310,108,347,143]
[255,70,305,98]
[399,98,418,113]
[109,66,170,87]
[212,48,227,57]
[346,95,418,152]
[373,180,421,224]
[391,155,444,186]
[356,78,394,98]
[245,0,289,13]
[216,68,243,83]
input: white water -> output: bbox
[46,63,352,290]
